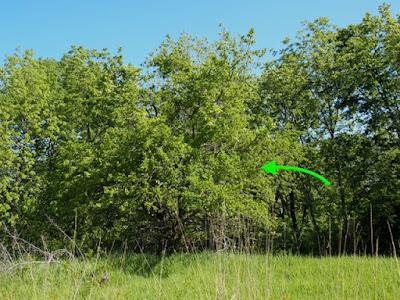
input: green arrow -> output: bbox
[261,160,331,186]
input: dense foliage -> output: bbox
[1,5,399,255]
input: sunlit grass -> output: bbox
[0,253,399,299]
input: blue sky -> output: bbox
[1,1,399,66]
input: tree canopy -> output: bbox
[1,5,399,255]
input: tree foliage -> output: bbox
[1,6,399,255]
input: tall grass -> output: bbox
[1,251,399,299]
[1,219,400,299]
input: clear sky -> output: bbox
[1,1,399,66]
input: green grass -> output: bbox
[1,253,399,299]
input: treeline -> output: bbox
[0,5,399,255]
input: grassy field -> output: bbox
[0,252,399,299]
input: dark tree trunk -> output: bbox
[289,191,301,253]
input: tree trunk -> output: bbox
[289,191,301,253]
